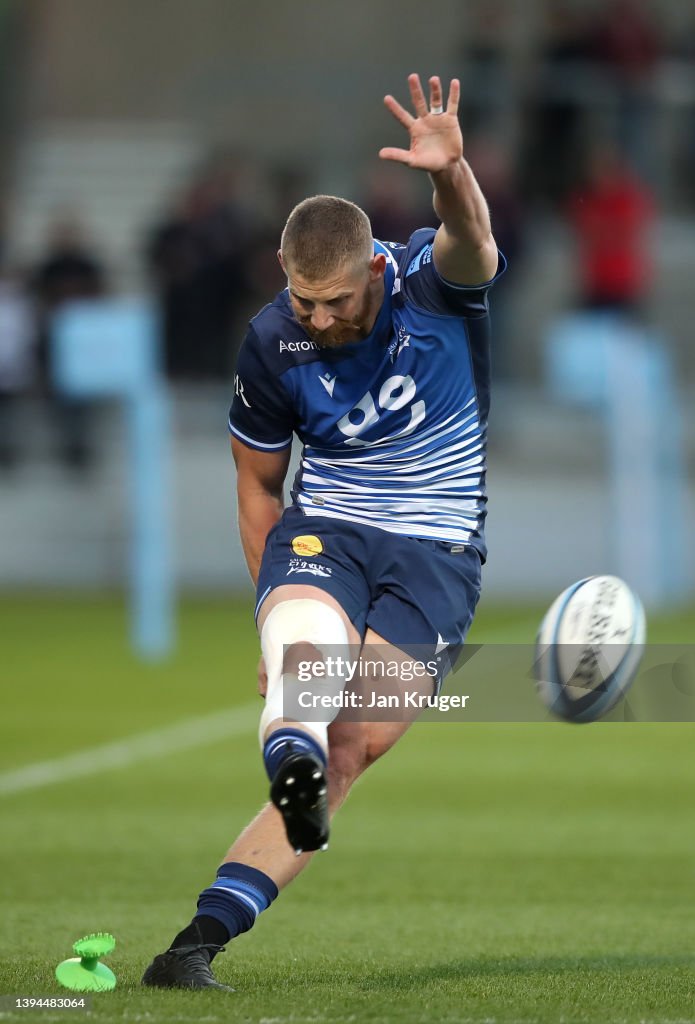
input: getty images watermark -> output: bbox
[281,643,468,723]
[295,654,470,713]
[280,644,695,723]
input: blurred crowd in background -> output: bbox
[0,0,691,471]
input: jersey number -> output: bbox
[337,375,425,447]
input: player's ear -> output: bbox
[369,253,387,281]
[277,249,286,273]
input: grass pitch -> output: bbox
[1,595,694,1023]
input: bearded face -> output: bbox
[299,286,374,348]
[283,254,387,349]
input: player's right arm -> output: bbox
[232,438,291,585]
[228,323,295,585]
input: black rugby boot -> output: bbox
[141,943,234,991]
[270,749,329,854]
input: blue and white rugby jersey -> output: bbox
[228,228,506,559]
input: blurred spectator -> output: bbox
[265,164,312,233]
[31,213,106,471]
[457,1,514,138]
[0,256,35,470]
[147,153,256,381]
[467,138,525,377]
[361,164,433,244]
[587,0,661,184]
[522,2,593,205]
[566,145,655,314]
[672,19,695,206]
[229,163,306,341]
[33,215,105,307]
[589,0,660,76]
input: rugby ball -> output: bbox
[535,575,646,723]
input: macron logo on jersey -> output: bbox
[279,339,319,353]
[319,373,336,397]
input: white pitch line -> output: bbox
[0,702,259,797]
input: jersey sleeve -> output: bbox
[400,227,507,318]
[228,325,295,451]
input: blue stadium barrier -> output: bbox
[51,299,174,658]
[546,313,692,607]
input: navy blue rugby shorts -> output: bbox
[256,506,482,684]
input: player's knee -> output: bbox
[282,640,321,676]
[259,599,351,748]
[261,599,349,685]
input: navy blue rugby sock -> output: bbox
[171,862,279,957]
[263,727,327,781]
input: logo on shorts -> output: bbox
[435,632,450,654]
[291,535,324,557]
[287,558,332,578]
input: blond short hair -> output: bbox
[280,195,373,280]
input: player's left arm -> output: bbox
[430,157,498,286]
[380,73,499,286]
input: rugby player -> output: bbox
[143,73,504,990]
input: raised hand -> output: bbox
[380,74,462,173]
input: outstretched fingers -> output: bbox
[381,74,461,164]
[429,75,443,113]
[378,146,412,166]
[385,75,460,124]
[407,73,429,118]
[447,78,460,116]
[383,94,414,130]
